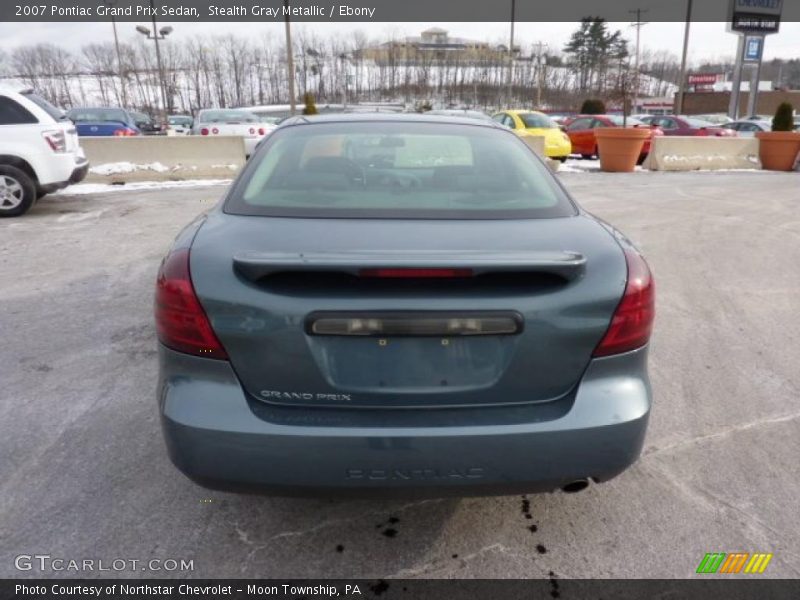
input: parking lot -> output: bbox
[1,170,799,579]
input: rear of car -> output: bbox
[0,87,88,217]
[492,111,572,161]
[167,115,194,135]
[192,109,276,157]
[130,111,163,135]
[156,116,654,496]
[67,107,140,137]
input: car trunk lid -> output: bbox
[189,213,626,409]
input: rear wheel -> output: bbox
[0,166,36,218]
[580,153,593,160]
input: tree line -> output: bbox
[3,20,779,115]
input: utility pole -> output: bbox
[284,0,296,115]
[728,35,745,119]
[135,1,172,120]
[629,8,648,116]
[676,0,693,114]
[106,0,127,107]
[532,41,548,108]
[150,0,167,115]
[507,0,515,106]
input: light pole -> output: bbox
[629,8,648,115]
[532,41,548,108]
[338,53,349,110]
[507,0,516,105]
[676,0,693,114]
[135,0,172,119]
[105,0,127,107]
[284,0,296,115]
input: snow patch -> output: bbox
[55,180,233,195]
[89,162,170,175]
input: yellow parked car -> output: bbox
[492,110,572,161]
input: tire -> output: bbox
[637,153,648,166]
[556,156,568,163]
[0,165,36,218]
[580,154,593,160]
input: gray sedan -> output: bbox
[722,119,772,137]
[155,114,654,497]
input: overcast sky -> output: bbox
[1,21,799,65]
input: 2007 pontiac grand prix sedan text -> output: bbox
[155,114,655,496]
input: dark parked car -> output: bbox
[639,115,737,137]
[156,114,654,497]
[130,110,163,135]
[66,107,140,136]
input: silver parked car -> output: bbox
[156,114,655,496]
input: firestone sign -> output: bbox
[728,0,782,34]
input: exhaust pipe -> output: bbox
[560,479,590,494]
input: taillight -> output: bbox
[358,268,474,278]
[113,128,136,137]
[212,127,219,134]
[592,248,655,357]
[200,127,209,135]
[258,127,265,135]
[155,248,228,360]
[42,130,67,152]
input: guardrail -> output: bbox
[644,137,760,171]
[80,136,246,182]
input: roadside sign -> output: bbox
[744,36,763,61]
[688,73,720,85]
[728,0,782,34]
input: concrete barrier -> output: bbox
[80,136,246,183]
[520,135,546,157]
[644,136,760,171]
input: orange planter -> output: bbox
[755,131,800,171]
[594,128,651,173]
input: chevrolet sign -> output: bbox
[729,0,782,34]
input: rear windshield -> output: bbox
[606,115,646,126]
[684,117,714,128]
[519,113,557,129]
[225,121,575,219]
[68,108,128,123]
[199,110,258,123]
[21,92,65,121]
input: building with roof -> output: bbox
[358,28,521,66]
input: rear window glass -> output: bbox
[21,92,65,121]
[606,116,646,126]
[519,113,557,129]
[685,117,714,128]
[225,121,575,219]
[68,108,129,123]
[199,110,258,123]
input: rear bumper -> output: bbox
[158,345,651,497]
[38,158,89,194]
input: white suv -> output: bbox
[0,86,89,217]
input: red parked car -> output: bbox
[565,115,663,162]
[639,115,737,137]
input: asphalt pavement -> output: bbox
[1,170,798,579]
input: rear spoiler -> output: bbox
[233,250,586,282]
